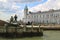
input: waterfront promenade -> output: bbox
[20,24,60,30]
[40,24,60,30]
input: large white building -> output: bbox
[23,6,60,24]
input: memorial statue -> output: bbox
[10,16,13,23]
[14,14,17,22]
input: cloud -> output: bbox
[0,10,23,21]
[29,0,60,12]
[0,0,22,21]
[12,3,21,11]
[0,0,7,2]
[0,12,11,21]
[0,0,21,13]
[0,2,14,13]
[8,0,42,3]
[0,0,60,21]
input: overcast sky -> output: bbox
[0,0,60,21]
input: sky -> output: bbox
[0,0,60,21]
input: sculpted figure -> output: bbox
[14,14,17,22]
[10,16,13,23]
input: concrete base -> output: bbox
[0,32,43,38]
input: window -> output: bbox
[50,14,53,17]
[33,15,34,18]
[40,15,41,18]
[43,15,44,18]
[47,14,49,18]
[34,15,35,17]
[37,15,38,18]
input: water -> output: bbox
[43,30,60,40]
[0,30,60,40]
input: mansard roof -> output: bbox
[29,9,60,14]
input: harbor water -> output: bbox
[0,30,60,40]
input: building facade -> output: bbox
[23,6,60,24]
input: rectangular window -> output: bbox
[50,14,53,17]
[47,14,49,18]
[43,15,44,18]
[40,15,41,18]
